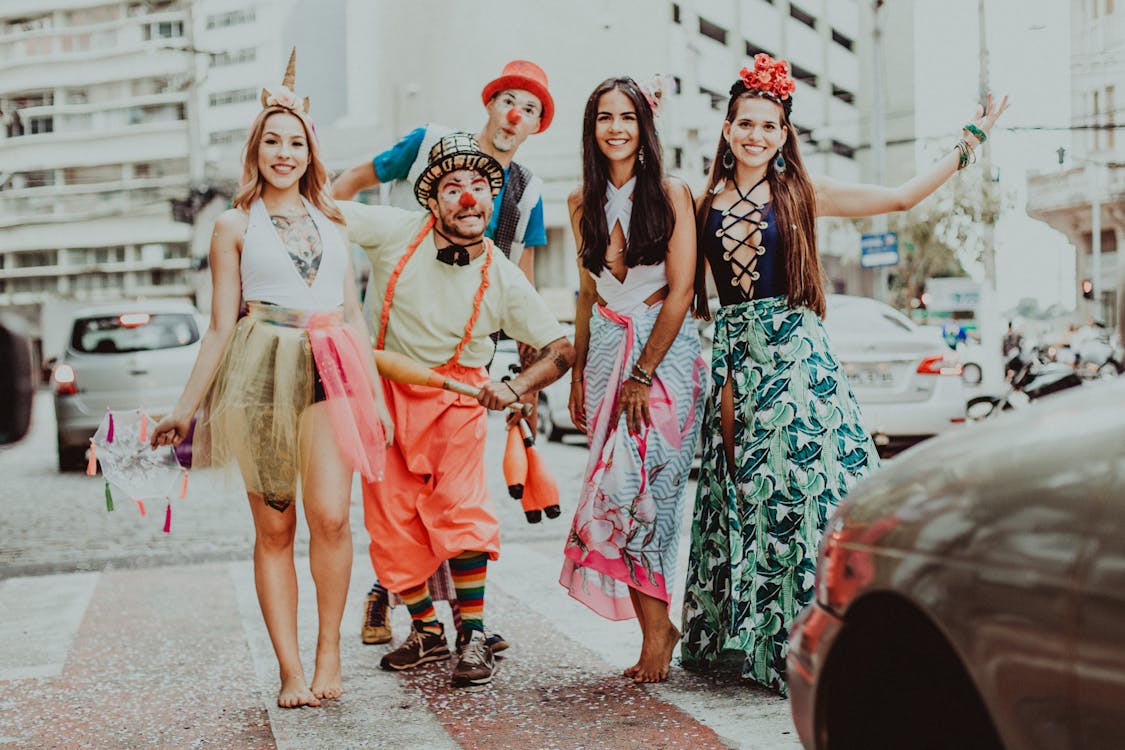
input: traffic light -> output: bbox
[1081,278,1094,300]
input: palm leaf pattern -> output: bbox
[681,296,879,694]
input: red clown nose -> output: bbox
[506,108,522,125]
[458,191,478,208]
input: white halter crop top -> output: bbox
[240,197,347,310]
[591,177,668,313]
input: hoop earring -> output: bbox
[721,148,735,172]
[637,145,646,168]
[773,150,787,175]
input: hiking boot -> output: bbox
[483,630,509,653]
[451,630,496,691]
[361,585,392,645]
[379,621,450,671]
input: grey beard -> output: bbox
[490,131,514,152]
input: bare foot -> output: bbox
[633,620,680,684]
[278,674,321,708]
[623,662,642,678]
[310,642,343,700]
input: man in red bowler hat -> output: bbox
[333,61,555,651]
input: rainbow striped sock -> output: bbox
[449,551,488,637]
[398,582,441,635]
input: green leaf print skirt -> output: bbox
[680,296,880,695]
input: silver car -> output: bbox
[52,300,201,471]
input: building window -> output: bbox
[702,155,713,177]
[1107,84,1116,148]
[28,116,54,135]
[209,88,258,107]
[210,48,256,67]
[746,41,776,59]
[142,21,184,40]
[791,62,818,88]
[698,17,727,45]
[672,3,681,24]
[672,76,682,94]
[831,140,856,159]
[673,147,684,169]
[797,126,818,147]
[699,86,725,111]
[832,84,855,105]
[789,4,817,29]
[206,8,256,29]
[209,128,247,145]
[832,29,854,51]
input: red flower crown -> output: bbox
[738,53,796,107]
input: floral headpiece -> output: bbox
[735,53,795,115]
[260,48,309,114]
[636,74,675,115]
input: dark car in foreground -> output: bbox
[787,375,1125,749]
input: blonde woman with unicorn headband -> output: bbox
[152,49,393,708]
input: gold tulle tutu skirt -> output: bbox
[196,302,384,511]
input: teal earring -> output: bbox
[773,150,786,175]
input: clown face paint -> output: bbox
[484,89,541,153]
[428,169,493,241]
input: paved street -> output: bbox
[0,393,801,749]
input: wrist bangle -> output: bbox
[504,381,522,399]
[628,372,653,387]
[964,122,987,144]
[632,363,651,380]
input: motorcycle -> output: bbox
[966,346,1084,421]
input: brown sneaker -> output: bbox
[361,586,392,645]
[379,621,450,671]
[451,630,496,691]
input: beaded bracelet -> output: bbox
[628,372,653,387]
[964,123,987,144]
[953,139,976,170]
[632,363,652,381]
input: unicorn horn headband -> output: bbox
[260,47,309,113]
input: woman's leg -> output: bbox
[246,490,318,707]
[623,587,648,678]
[720,380,737,481]
[631,588,680,683]
[299,402,355,700]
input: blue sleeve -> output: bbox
[372,126,426,183]
[522,197,547,248]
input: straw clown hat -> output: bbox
[413,132,505,208]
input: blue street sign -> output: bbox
[860,232,899,268]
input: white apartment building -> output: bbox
[0,0,198,349]
[1027,0,1124,325]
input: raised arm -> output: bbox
[815,94,1009,218]
[151,210,245,447]
[331,160,381,201]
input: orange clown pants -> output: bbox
[362,362,500,593]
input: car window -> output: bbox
[826,300,915,336]
[71,313,200,354]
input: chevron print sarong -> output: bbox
[560,302,706,620]
[680,296,880,694]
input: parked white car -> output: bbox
[52,300,202,471]
[823,294,966,454]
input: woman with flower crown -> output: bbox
[559,77,706,683]
[680,54,1008,694]
[151,50,393,708]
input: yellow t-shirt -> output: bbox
[341,201,565,369]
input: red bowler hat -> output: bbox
[481,60,554,133]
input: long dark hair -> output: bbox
[692,86,824,318]
[578,77,674,272]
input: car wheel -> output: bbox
[966,395,999,421]
[538,395,564,443]
[961,362,982,386]
[57,435,87,472]
[820,596,1003,750]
